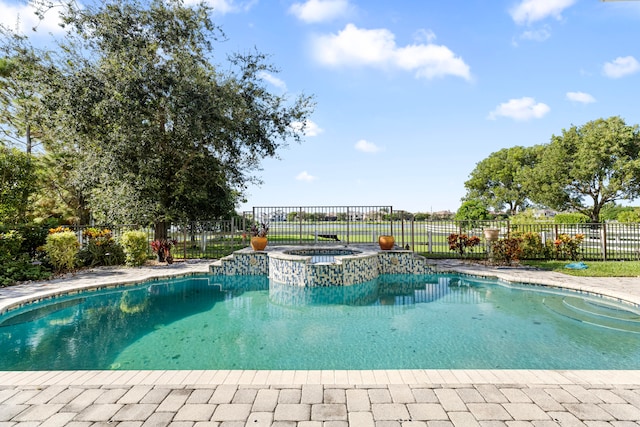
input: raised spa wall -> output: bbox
[209,246,433,287]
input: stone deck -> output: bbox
[1,259,640,426]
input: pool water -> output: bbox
[1,273,639,371]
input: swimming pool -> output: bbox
[1,273,639,371]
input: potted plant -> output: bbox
[250,221,269,251]
[150,238,177,263]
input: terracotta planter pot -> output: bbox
[483,228,500,241]
[250,236,268,251]
[378,235,395,250]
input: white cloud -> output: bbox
[304,120,323,137]
[355,139,381,153]
[413,29,436,44]
[510,0,576,25]
[487,97,550,121]
[296,171,317,182]
[289,0,350,23]
[520,27,551,42]
[258,71,287,91]
[313,24,471,81]
[290,120,323,137]
[603,56,640,79]
[0,1,64,35]
[184,0,256,14]
[566,91,596,104]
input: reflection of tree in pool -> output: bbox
[0,279,226,370]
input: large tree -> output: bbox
[527,116,640,222]
[0,29,54,154]
[48,0,314,236]
[0,146,38,223]
[463,145,539,215]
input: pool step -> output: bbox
[542,296,640,334]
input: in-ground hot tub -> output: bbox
[210,245,433,287]
[268,246,379,287]
[283,248,363,264]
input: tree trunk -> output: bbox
[26,123,31,155]
[154,220,168,240]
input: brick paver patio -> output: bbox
[1,259,639,426]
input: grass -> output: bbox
[522,260,640,277]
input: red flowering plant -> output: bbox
[150,238,178,263]
[447,233,481,256]
[553,233,584,260]
[250,221,269,238]
[491,237,523,266]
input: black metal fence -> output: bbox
[8,213,640,261]
[250,206,394,245]
[37,221,246,260]
[394,220,640,261]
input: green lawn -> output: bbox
[522,260,640,277]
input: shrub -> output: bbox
[0,230,23,260]
[491,237,523,265]
[14,224,49,259]
[79,228,125,267]
[0,229,50,286]
[0,260,50,287]
[44,230,79,272]
[617,209,640,223]
[448,233,481,256]
[120,230,149,266]
[554,213,589,224]
[553,233,584,260]
[510,231,550,259]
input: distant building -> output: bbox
[533,209,556,219]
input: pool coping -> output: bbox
[1,258,639,388]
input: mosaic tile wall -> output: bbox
[378,251,432,275]
[209,248,433,287]
[209,251,269,276]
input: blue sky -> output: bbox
[3,0,640,214]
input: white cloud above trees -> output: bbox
[184,0,256,14]
[355,139,381,153]
[312,24,471,81]
[487,97,550,121]
[509,0,576,25]
[603,56,640,79]
[566,91,595,104]
[289,0,351,23]
[0,1,64,35]
[290,120,323,137]
[296,171,317,182]
[258,71,287,91]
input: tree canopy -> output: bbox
[526,116,640,222]
[463,145,539,215]
[0,146,38,223]
[0,0,315,233]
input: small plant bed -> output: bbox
[522,260,640,277]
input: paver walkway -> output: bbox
[1,258,640,426]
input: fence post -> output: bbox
[428,230,432,253]
[299,207,303,245]
[411,216,415,252]
[601,223,608,261]
[346,209,350,245]
[183,224,187,260]
[201,228,206,254]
